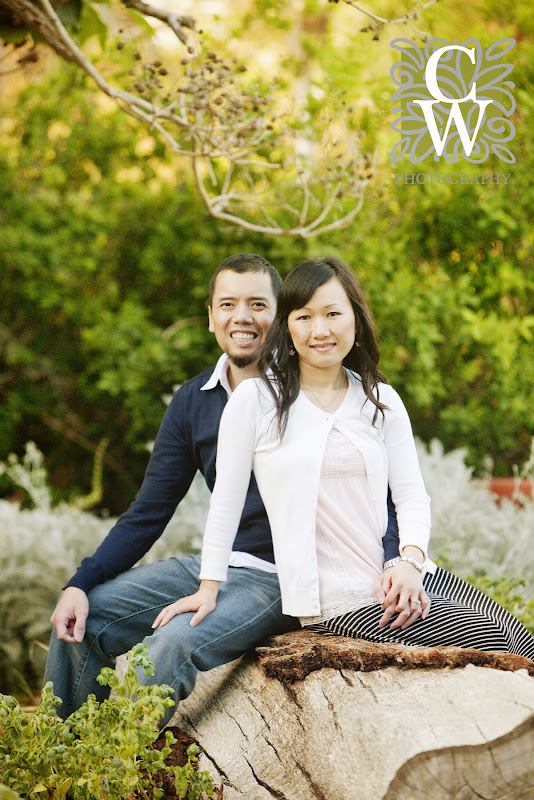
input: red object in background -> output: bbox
[485,477,532,503]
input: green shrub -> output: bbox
[0,644,215,800]
[464,575,534,635]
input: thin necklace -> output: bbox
[300,373,347,413]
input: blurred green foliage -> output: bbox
[465,575,534,635]
[0,67,306,510]
[1,0,533,511]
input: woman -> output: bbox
[154,256,534,659]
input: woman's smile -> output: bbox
[310,342,336,351]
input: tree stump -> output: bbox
[164,630,534,800]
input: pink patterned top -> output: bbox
[300,426,383,625]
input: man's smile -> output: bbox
[230,331,258,343]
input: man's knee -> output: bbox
[142,614,199,661]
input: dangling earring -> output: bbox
[355,342,361,348]
[289,342,295,356]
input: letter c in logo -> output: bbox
[425,45,477,103]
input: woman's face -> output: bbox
[287,277,356,373]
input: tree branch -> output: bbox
[192,146,369,237]
[334,0,442,40]
[0,0,81,62]
[3,0,376,237]
[121,0,195,46]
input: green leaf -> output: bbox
[56,0,83,31]
[125,7,155,35]
[174,772,188,798]
[57,777,72,800]
[78,3,108,48]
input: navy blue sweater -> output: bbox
[68,366,400,593]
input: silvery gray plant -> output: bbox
[0,441,208,692]
[417,438,534,594]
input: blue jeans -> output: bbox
[44,555,297,726]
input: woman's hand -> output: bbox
[152,580,220,629]
[378,562,430,630]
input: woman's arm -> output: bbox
[152,380,260,627]
[382,387,431,559]
[379,387,432,628]
[200,380,260,581]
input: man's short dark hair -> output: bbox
[208,254,282,306]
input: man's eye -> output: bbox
[252,303,267,309]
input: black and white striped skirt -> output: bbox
[302,567,534,660]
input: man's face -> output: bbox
[208,269,277,368]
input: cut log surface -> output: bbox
[162,631,534,800]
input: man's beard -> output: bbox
[228,352,259,369]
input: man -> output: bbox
[46,253,403,727]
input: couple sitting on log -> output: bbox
[46,253,534,727]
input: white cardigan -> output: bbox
[200,370,432,617]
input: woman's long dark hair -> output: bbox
[257,256,387,439]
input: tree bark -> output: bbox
[0,0,78,62]
[161,632,534,800]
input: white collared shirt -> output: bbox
[200,370,433,617]
[200,352,234,397]
[201,353,277,574]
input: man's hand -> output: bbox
[50,586,89,643]
[152,580,220,629]
[378,561,430,630]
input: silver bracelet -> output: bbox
[400,556,424,572]
[383,557,401,570]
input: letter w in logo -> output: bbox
[414,45,492,157]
